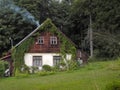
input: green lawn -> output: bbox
[0,60,120,90]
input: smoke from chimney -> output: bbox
[0,0,39,26]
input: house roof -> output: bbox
[1,18,77,60]
[14,24,42,48]
[0,53,11,60]
[14,18,76,48]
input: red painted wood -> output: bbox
[29,32,60,53]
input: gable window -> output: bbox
[53,56,61,66]
[38,37,44,44]
[50,36,57,45]
[33,56,42,67]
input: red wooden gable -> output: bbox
[28,31,60,53]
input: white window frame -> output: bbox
[53,56,61,66]
[38,36,44,44]
[33,56,42,67]
[50,36,57,45]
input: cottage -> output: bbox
[1,18,88,74]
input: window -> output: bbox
[33,56,42,67]
[53,56,61,66]
[50,36,57,45]
[38,37,44,44]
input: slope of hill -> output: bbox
[0,60,120,90]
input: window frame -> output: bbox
[38,36,44,44]
[50,36,57,45]
[53,56,61,66]
[33,56,42,67]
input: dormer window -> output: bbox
[50,36,57,45]
[38,36,44,44]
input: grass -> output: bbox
[0,60,120,90]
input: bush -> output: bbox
[20,65,29,73]
[42,65,52,71]
[106,81,120,90]
[67,60,79,70]
[20,65,39,74]
[52,65,60,71]
[29,66,39,74]
[15,68,29,78]
[0,61,9,77]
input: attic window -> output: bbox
[50,36,57,45]
[38,36,44,44]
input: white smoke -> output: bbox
[0,0,39,26]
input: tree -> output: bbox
[0,6,36,56]
[16,0,73,36]
[1,0,120,59]
[70,0,120,58]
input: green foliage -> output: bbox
[12,18,76,74]
[0,60,120,90]
[14,38,34,61]
[0,5,36,55]
[52,65,60,72]
[71,0,120,58]
[94,32,120,58]
[67,60,79,70]
[12,37,34,73]
[0,61,9,77]
[42,65,52,71]
[29,66,39,74]
[20,65,30,74]
[52,62,67,72]
[1,0,120,59]
[14,65,39,77]
[15,68,29,78]
[0,61,5,77]
[59,61,66,67]
[39,18,77,70]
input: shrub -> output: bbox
[42,65,52,71]
[29,66,39,74]
[15,68,29,78]
[60,61,66,67]
[20,65,29,73]
[20,65,39,74]
[52,65,60,71]
[67,60,79,70]
[52,61,67,72]
[0,61,9,77]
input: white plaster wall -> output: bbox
[24,53,72,70]
[66,54,72,60]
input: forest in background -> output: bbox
[0,0,120,59]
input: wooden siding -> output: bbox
[77,50,88,63]
[28,32,60,53]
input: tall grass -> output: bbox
[0,60,120,90]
